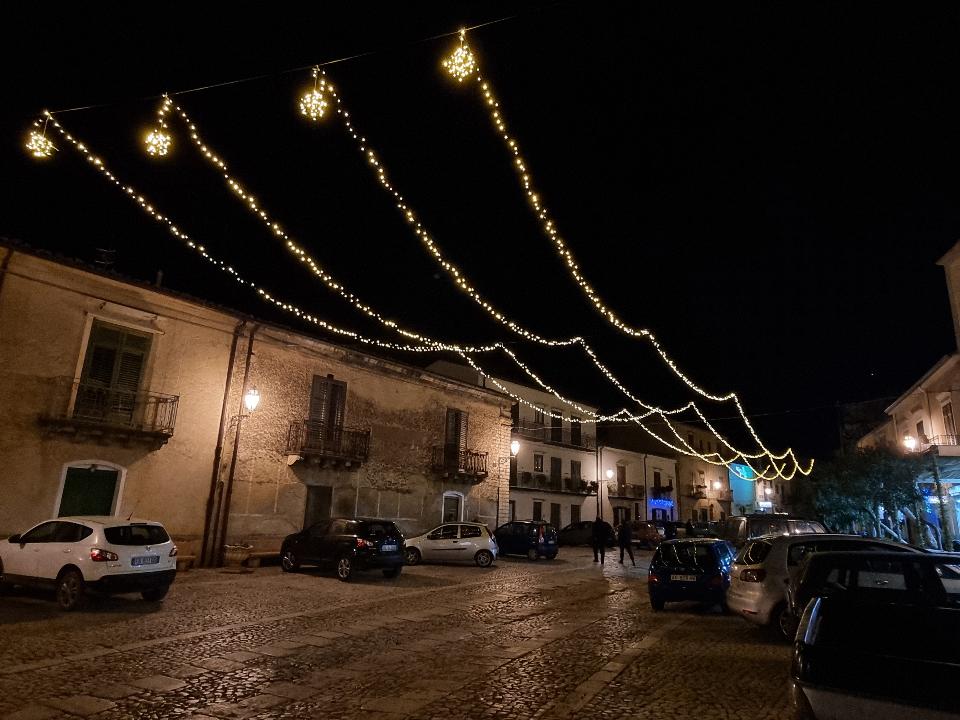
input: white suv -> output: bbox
[0,516,177,610]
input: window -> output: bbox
[687,433,694,446]
[509,500,516,521]
[534,407,545,425]
[653,471,662,488]
[570,417,581,446]
[104,524,170,546]
[570,504,580,524]
[76,320,152,422]
[307,374,347,450]
[20,522,61,543]
[570,460,582,480]
[550,457,562,481]
[916,420,926,441]
[550,410,562,441]
[444,408,469,471]
[617,466,626,484]
[53,522,92,543]
[460,525,482,539]
[550,503,561,528]
[944,402,956,437]
[427,525,458,540]
[533,501,543,521]
[534,454,544,472]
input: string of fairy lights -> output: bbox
[21,24,812,480]
[152,76,794,478]
[441,30,811,476]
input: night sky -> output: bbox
[5,3,960,463]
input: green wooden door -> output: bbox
[58,467,119,516]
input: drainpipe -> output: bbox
[200,320,246,567]
[642,454,648,520]
[211,324,258,565]
[0,248,13,306]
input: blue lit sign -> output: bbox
[649,498,674,510]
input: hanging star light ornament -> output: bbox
[442,28,476,82]
[25,117,56,158]
[299,67,330,121]
[145,129,171,156]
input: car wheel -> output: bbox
[650,596,665,611]
[404,547,421,566]
[141,585,170,602]
[775,603,797,640]
[56,569,86,611]
[526,548,539,561]
[280,548,300,573]
[382,565,402,579]
[545,552,557,560]
[336,556,354,582]
[475,550,493,568]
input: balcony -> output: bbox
[512,421,595,450]
[650,484,673,499]
[921,435,960,457]
[430,444,488,480]
[685,484,708,499]
[715,489,733,502]
[607,482,645,498]
[39,377,178,446]
[287,421,370,464]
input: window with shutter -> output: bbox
[444,408,468,470]
[76,321,151,422]
[308,375,347,451]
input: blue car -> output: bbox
[648,538,736,611]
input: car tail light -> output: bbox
[356,538,375,549]
[740,568,766,582]
[648,573,660,585]
[90,548,118,562]
[538,526,545,544]
[169,545,178,557]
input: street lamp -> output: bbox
[510,439,520,456]
[713,480,722,490]
[903,435,918,452]
[243,386,261,414]
[605,468,614,480]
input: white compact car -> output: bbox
[726,533,918,638]
[404,522,498,568]
[0,516,177,610]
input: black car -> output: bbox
[494,520,559,560]
[557,520,614,548]
[280,517,405,581]
[791,556,960,718]
[648,538,736,611]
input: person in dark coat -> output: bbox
[685,519,695,537]
[618,522,636,566]
[592,517,611,564]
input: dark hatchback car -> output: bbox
[280,518,405,581]
[557,520,614,548]
[494,520,559,560]
[791,555,960,719]
[648,538,736,611]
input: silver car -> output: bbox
[726,533,918,639]
[404,522,498,568]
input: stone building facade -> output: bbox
[0,245,510,563]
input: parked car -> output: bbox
[788,549,951,624]
[403,522,498,567]
[647,538,736,611]
[558,520,614,548]
[280,517,405,581]
[0,516,177,610]
[630,520,663,549]
[790,554,960,718]
[727,534,919,639]
[720,514,827,547]
[685,521,720,538]
[494,520,558,560]
[651,519,678,540]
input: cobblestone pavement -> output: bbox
[0,547,792,719]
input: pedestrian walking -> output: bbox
[618,521,636,566]
[592,517,611,564]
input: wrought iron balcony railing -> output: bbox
[607,482,645,498]
[923,434,960,448]
[512,422,595,450]
[287,421,370,463]
[650,484,674,499]
[431,444,488,478]
[39,377,178,444]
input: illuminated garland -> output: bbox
[442,30,811,477]
[157,81,802,478]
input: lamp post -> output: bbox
[903,435,953,550]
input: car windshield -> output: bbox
[736,539,772,565]
[104,524,170,546]
[660,543,714,568]
[358,522,401,539]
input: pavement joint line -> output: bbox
[534,614,687,720]
[0,561,598,677]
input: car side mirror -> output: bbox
[8,534,20,544]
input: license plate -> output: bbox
[132,555,159,566]
[545,540,555,544]
[381,544,397,552]
[672,574,697,582]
